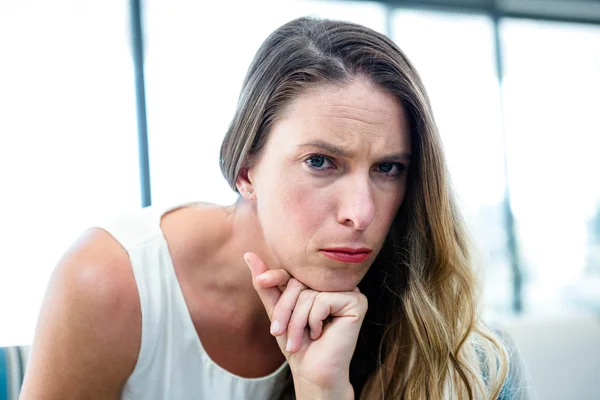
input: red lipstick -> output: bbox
[320,247,372,263]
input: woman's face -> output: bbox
[247,78,412,292]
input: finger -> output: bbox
[256,269,292,288]
[307,293,327,340]
[308,292,367,339]
[270,278,306,337]
[244,252,280,320]
[286,289,318,353]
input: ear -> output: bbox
[235,166,255,199]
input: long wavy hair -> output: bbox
[219,17,509,399]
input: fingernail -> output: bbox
[286,338,293,352]
[256,273,267,281]
[270,320,280,335]
[243,254,251,269]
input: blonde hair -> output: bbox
[220,17,509,399]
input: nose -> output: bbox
[336,175,376,231]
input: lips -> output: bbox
[320,247,372,263]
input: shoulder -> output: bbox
[55,227,140,317]
[160,202,231,261]
[20,228,141,398]
[493,327,534,400]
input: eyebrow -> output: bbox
[297,140,412,161]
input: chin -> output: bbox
[297,267,363,292]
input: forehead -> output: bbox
[270,79,411,154]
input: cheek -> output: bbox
[280,181,332,240]
[392,185,407,214]
[258,169,333,260]
[376,185,407,232]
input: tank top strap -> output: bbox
[153,200,209,232]
[96,200,206,251]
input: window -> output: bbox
[0,0,139,346]
[392,9,512,314]
[143,0,387,206]
[501,18,600,313]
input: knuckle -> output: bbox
[273,303,293,315]
[297,291,310,303]
[287,320,306,331]
[298,289,317,302]
[358,292,368,304]
[314,291,328,304]
[357,293,368,312]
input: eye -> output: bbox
[305,155,335,170]
[376,162,406,177]
[379,163,394,173]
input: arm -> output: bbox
[19,228,141,400]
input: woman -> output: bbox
[20,17,527,399]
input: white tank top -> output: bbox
[96,203,290,400]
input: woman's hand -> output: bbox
[244,252,368,400]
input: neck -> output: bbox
[202,197,278,329]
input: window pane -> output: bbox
[144,0,387,206]
[392,10,512,314]
[501,19,600,314]
[0,0,139,346]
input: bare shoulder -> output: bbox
[20,228,141,400]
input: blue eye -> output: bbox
[377,162,406,177]
[306,155,333,170]
[379,163,394,173]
